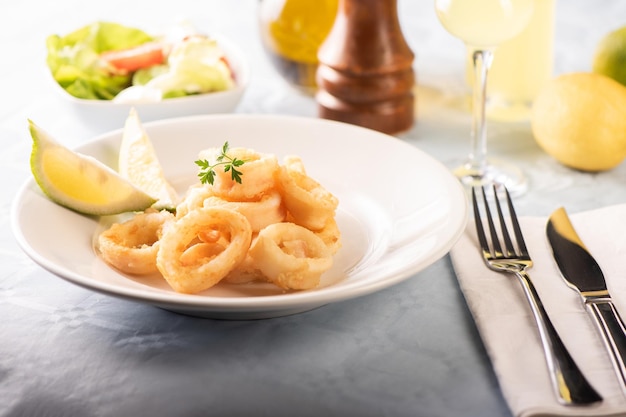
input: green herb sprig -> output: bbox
[195,142,245,185]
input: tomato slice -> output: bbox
[220,56,236,82]
[101,41,166,72]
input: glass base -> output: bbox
[453,159,527,196]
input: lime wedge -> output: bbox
[28,120,156,216]
[119,108,179,210]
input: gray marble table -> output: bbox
[2,1,626,416]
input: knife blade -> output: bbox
[547,206,626,395]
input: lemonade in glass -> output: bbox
[466,0,555,121]
[435,0,534,194]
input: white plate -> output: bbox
[12,115,468,319]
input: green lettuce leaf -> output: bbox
[46,21,154,100]
[143,37,235,95]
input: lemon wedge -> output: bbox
[119,108,179,210]
[28,120,156,215]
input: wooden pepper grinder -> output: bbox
[315,0,415,135]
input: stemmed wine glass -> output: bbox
[435,0,534,195]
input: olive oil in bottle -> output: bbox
[259,0,338,93]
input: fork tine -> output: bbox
[471,187,490,255]
[480,186,503,257]
[492,185,515,257]
[502,185,529,257]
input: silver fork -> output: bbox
[472,185,602,406]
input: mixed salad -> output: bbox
[46,21,236,103]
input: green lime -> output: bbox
[593,26,626,86]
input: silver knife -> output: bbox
[547,207,626,395]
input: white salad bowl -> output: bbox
[48,35,249,131]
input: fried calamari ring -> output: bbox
[222,251,267,284]
[277,156,338,231]
[314,217,342,255]
[202,190,286,232]
[156,207,252,294]
[197,147,278,201]
[284,213,342,255]
[97,209,174,275]
[248,222,332,290]
[175,184,216,218]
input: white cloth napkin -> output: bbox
[450,203,626,417]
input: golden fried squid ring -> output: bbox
[97,209,174,275]
[197,147,278,201]
[277,156,338,231]
[248,222,332,290]
[314,218,342,255]
[156,207,252,294]
[202,190,286,232]
[284,213,342,255]
[222,252,267,284]
[175,184,216,218]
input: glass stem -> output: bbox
[469,48,494,174]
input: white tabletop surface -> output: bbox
[3,1,626,416]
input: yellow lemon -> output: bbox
[29,120,156,215]
[530,72,626,172]
[118,108,179,210]
[593,26,626,87]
